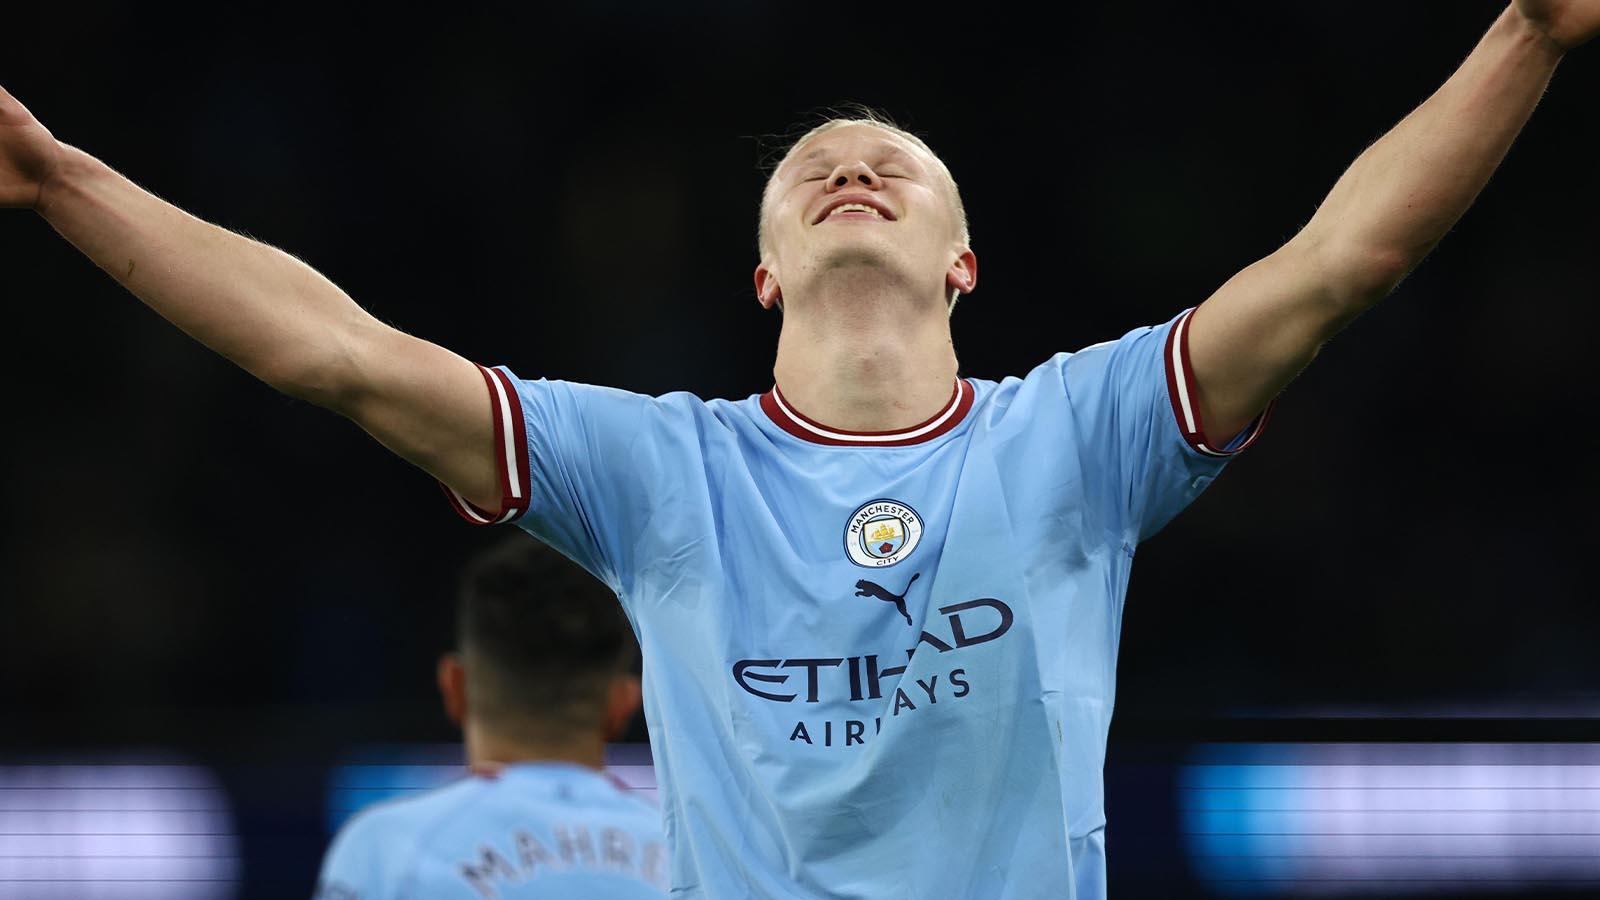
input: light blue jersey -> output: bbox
[443,309,1267,899]
[315,763,668,899]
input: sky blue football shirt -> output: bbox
[443,308,1267,899]
[315,763,668,899]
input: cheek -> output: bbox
[767,200,811,251]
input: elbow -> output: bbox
[1354,245,1418,299]
[254,357,343,409]
[1306,236,1419,316]
[251,335,365,414]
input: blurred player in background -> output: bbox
[315,537,665,899]
[3,3,1599,897]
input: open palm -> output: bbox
[0,84,60,210]
[1517,0,1600,49]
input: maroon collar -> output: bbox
[759,379,974,447]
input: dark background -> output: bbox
[2,2,1598,896]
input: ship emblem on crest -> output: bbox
[844,499,924,568]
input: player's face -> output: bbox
[757,124,972,310]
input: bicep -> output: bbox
[1186,238,1359,440]
[336,322,500,512]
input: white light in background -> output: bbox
[0,763,240,900]
[1182,744,1600,896]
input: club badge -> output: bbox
[844,499,924,568]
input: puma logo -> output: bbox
[854,573,919,627]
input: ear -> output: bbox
[437,653,467,728]
[945,247,978,298]
[602,675,643,742]
[753,262,783,310]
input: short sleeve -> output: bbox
[439,365,534,526]
[1064,307,1271,541]
[440,366,705,593]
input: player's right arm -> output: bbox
[0,83,502,512]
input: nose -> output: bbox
[824,161,881,192]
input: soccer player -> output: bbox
[315,536,666,899]
[1,3,1596,897]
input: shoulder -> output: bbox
[964,315,1188,430]
[497,370,749,429]
[527,766,665,838]
[604,780,667,828]
[318,778,490,898]
[1002,314,1186,394]
[1059,316,1178,377]
[350,775,489,835]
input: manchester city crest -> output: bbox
[844,499,924,568]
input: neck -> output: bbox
[772,278,958,432]
[463,719,606,773]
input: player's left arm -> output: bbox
[1187,2,1597,441]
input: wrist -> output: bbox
[34,143,92,218]
[1507,4,1571,59]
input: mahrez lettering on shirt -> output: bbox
[731,596,1014,747]
[457,823,667,899]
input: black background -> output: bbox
[2,2,1599,896]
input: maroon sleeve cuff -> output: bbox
[440,364,531,525]
[1163,307,1273,458]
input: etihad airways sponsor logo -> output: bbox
[731,595,1014,748]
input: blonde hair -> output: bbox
[757,112,971,302]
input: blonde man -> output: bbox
[2,4,1597,897]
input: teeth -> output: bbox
[830,203,880,218]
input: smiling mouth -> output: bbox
[813,199,896,225]
[832,203,883,219]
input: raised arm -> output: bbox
[1186,2,1597,441]
[0,84,505,513]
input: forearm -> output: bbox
[1303,5,1563,307]
[36,144,382,406]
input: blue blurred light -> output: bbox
[1181,743,1600,897]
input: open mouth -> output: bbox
[813,197,896,224]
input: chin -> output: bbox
[813,240,915,279]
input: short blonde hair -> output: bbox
[757,112,970,259]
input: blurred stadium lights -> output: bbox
[0,761,240,900]
[324,743,658,834]
[1182,743,1600,896]
[16,742,1600,897]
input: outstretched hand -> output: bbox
[1516,0,1600,50]
[0,84,61,210]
